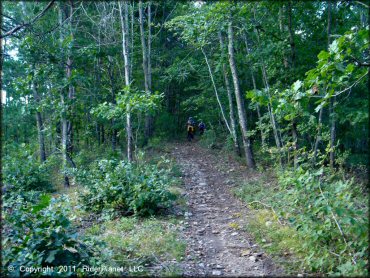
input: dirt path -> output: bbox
[171,142,282,277]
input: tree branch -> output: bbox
[0,0,56,39]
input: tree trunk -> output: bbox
[118,0,133,162]
[59,1,74,187]
[227,20,256,169]
[147,3,154,137]
[329,97,336,168]
[327,2,336,169]
[314,2,334,166]
[243,31,266,147]
[139,0,152,144]
[218,31,241,156]
[292,120,299,168]
[313,104,324,163]
[253,8,283,164]
[287,1,299,168]
[32,79,46,162]
[201,47,232,136]
[101,125,105,144]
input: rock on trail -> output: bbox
[171,143,282,276]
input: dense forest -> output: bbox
[1,1,369,276]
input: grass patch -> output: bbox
[84,216,186,276]
[245,209,305,275]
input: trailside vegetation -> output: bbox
[1,0,368,276]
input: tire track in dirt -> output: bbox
[171,142,282,277]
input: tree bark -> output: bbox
[327,2,336,169]
[313,104,324,163]
[58,1,74,187]
[107,56,117,152]
[139,0,153,144]
[227,20,256,169]
[218,31,241,156]
[32,78,46,162]
[118,0,133,162]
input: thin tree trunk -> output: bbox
[139,0,151,144]
[287,1,296,69]
[118,0,133,162]
[287,1,299,168]
[107,56,117,152]
[253,8,283,164]
[101,125,105,144]
[279,5,289,68]
[243,31,266,147]
[218,31,241,156]
[313,104,324,163]
[329,97,336,168]
[147,3,154,137]
[130,2,134,78]
[201,47,232,136]
[314,2,333,165]
[327,2,336,168]
[32,78,46,162]
[59,2,70,187]
[227,20,256,169]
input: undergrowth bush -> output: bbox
[3,143,53,192]
[2,192,91,276]
[235,167,368,276]
[277,168,368,275]
[73,157,176,217]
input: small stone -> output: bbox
[241,250,251,256]
[261,238,267,243]
[199,182,207,186]
[265,221,273,227]
[297,274,303,277]
[212,230,220,234]
[256,252,264,257]
[212,270,222,276]
[249,255,257,262]
[231,232,238,236]
[198,263,205,267]
[197,228,205,235]
[215,264,223,269]
[184,212,193,217]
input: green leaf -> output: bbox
[318,50,329,61]
[45,250,58,263]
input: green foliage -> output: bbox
[277,168,368,275]
[199,129,217,149]
[74,158,177,216]
[91,86,164,121]
[3,144,53,192]
[234,167,368,276]
[84,217,186,276]
[2,192,91,276]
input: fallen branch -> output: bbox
[248,200,283,225]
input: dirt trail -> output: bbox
[171,142,282,277]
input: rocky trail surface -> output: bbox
[171,142,282,277]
